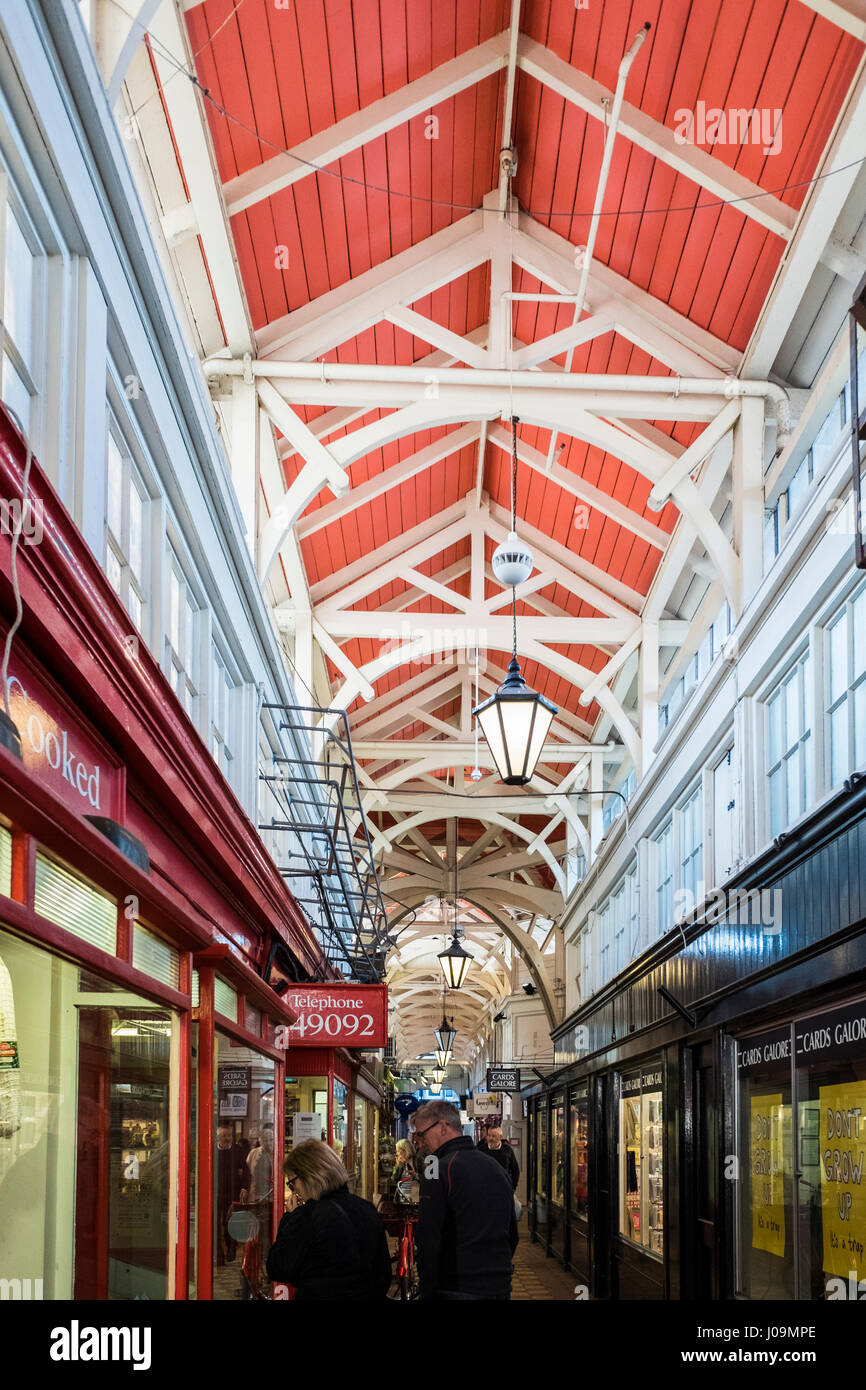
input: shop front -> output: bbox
[283,1044,384,1207]
[734,997,866,1301]
[0,416,326,1299]
[544,772,866,1300]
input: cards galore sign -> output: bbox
[275,983,388,1048]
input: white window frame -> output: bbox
[764,647,812,841]
[824,581,866,791]
[210,636,242,792]
[677,783,703,909]
[653,819,673,937]
[105,405,152,637]
[164,540,204,727]
[0,171,47,454]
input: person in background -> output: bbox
[412,1101,517,1300]
[391,1138,416,1187]
[266,1139,392,1300]
[478,1127,520,1191]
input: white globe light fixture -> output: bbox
[474,416,558,786]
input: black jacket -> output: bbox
[266,1186,392,1300]
[417,1135,518,1299]
[478,1139,520,1191]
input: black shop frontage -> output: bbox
[524,778,866,1301]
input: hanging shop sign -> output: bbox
[2,649,121,816]
[275,983,388,1048]
[219,1066,251,1091]
[750,1092,786,1258]
[571,1080,589,1100]
[487,1067,521,1092]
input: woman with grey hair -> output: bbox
[266,1139,392,1299]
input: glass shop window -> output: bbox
[551,1098,566,1207]
[213,1034,276,1302]
[736,1028,794,1299]
[619,1068,663,1257]
[0,927,178,1299]
[536,1104,548,1197]
[570,1087,589,1221]
[794,1002,866,1300]
[332,1078,348,1164]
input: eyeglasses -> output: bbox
[287,1176,299,1191]
[413,1122,439,1141]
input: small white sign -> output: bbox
[471,1093,501,1116]
[293,1112,323,1143]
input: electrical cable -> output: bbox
[1,410,33,722]
[109,0,866,227]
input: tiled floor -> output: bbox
[511,1221,581,1301]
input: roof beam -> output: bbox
[744,55,866,378]
[146,2,253,354]
[795,0,866,40]
[222,33,510,216]
[487,423,669,550]
[516,37,796,242]
[256,212,487,358]
[295,424,480,540]
[512,214,739,374]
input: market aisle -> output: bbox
[511,1221,580,1301]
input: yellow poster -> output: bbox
[751,1093,786,1257]
[820,1081,866,1281]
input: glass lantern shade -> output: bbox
[437,936,472,989]
[434,1047,452,1069]
[473,656,557,786]
[434,1017,457,1053]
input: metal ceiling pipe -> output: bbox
[497,0,523,214]
[544,21,651,471]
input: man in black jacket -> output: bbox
[412,1101,518,1300]
[478,1127,520,1191]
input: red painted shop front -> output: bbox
[0,408,330,1300]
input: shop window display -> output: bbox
[212,1034,275,1301]
[736,999,866,1300]
[0,927,178,1299]
[333,1078,348,1163]
[570,1085,589,1220]
[736,1027,794,1299]
[619,1067,663,1257]
[552,1099,566,1207]
[535,1103,549,1236]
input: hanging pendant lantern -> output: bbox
[437,935,473,989]
[434,1047,452,1069]
[474,415,557,786]
[434,1014,457,1053]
